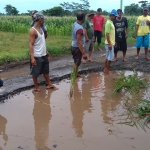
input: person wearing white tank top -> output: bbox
[29,12,58,92]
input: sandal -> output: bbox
[46,85,58,90]
[33,89,41,93]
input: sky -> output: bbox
[0,0,141,14]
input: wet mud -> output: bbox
[0,72,150,150]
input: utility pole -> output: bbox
[120,0,123,10]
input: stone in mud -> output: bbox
[53,144,57,148]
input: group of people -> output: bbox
[72,7,150,75]
[28,7,150,91]
[1,7,150,92]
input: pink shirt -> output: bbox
[93,15,105,32]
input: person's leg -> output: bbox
[135,36,142,60]
[143,34,150,60]
[32,76,40,91]
[97,31,102,51]
[121,41,127,62]
[114,43,119,61]
[88,40,94,62]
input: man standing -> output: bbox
[113,9,128,62]
[93,8,105,51]
[134,7,150,60]
[82,11,95,63]
[71,11,87,78]
[29,12,57,92]
[103,10,118,74]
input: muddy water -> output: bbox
[0,71,150,150]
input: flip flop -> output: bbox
[46,85,58,90]
[33,89,41,93]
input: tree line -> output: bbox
[0,0,150,16]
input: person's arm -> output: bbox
[134,17,140,38]
[29,29,37,66]
[77,33,85,54]
[105,22,112,50]
[102,16,105,30]
[125,18,129,38]
[83,20,89,42]
[134,25,139,38]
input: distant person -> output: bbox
[103,10,118,74]
[29,12,57,92]
[113,9,129,62]
[134,7,150,60]
[31,10,48,39]
[71,11,87,78]
[93,8,105,51]
[82,11,95,63]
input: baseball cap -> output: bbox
[31,10,38,16]
[143,7,149,11]
[97,8,102,12]
[110,9,118,17]
[87,10,95,16]
[32,12,46,22]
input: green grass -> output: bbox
[113,71,150,131]
[113,71,147,94]
[0,30,136,65]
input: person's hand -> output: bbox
[46,51,50,58]
[134,33,137,39]
[146,20,150,25]
[125,33,128,38]
[86,37,89,42]
[82,53,87,60]
[108,44,112,50]
[115,42,117,48]
[31,58,36,66]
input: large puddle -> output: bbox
[0,71,150,150]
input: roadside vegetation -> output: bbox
[113,71,150,131]
[0,16,136,65]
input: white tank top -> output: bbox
[32,27,46,57]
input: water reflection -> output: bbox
[100,73,127,124]
[70,78,92,137]
[0,115,8,148]
[32,88,53,150]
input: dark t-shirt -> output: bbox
[113,17,128,42]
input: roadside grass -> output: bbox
[113,71,150,131]
[0,31,136,65]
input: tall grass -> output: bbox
[0,16,137,37]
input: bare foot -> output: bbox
[82,59,86,64]
[103,68,109,74]
[123,58,127,62]
[77,74,83,78]
[98,47,102,51]
[33,88,41,93]
[135,56,139,60]
[102,53,106,57]
[88,59,94,62]
[145,57,150,60]
[114,58,118,62]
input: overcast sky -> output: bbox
[0,0,140,13]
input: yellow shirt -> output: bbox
[136,15,150,36]
[105,20,115,45]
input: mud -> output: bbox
[0,47,150,100]
[0,72,150,150]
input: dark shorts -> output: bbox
[0,79,3,87]
[71,46,82,66]
[30,56,49,77]
[114,41,127,53]
[94,30,102,44]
